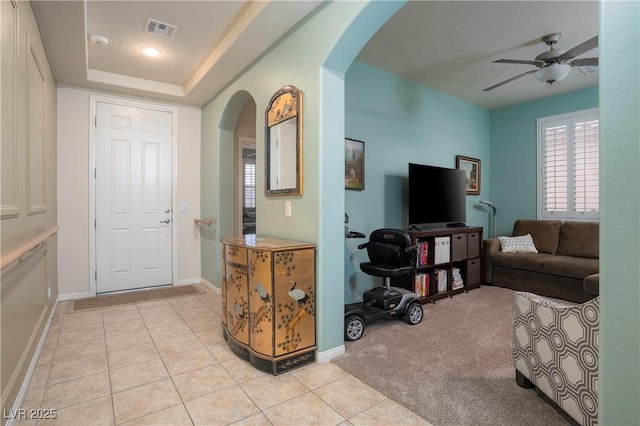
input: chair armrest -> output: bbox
[514,291,579,309]
[404,244,419,254]
[513,292,599,426]
[482,238,500,283]
[484,238,501,255]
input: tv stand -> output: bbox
[393,226,483,303]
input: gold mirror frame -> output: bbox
[265,85,302,196]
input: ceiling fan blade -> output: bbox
[493,59,545,67]
[570,57,599,67]
[483,69,538,91]
[558,36,598,61]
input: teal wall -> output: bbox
[489,87,599,235]
[200,1,406,354]
[199,3,640,415]
[599,1,640,424]
[344,61,490,302]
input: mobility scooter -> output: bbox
[344,228,423,341]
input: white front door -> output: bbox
[95,101,173,293]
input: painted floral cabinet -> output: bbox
[221,235,316,374]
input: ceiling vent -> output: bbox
[144,18,178,39]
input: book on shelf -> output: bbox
[414,272,429,297]
[434,237,450,264]
[435,269,448,293]
[452,267,464,290]
[417,241,429,267]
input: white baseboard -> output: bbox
[7,298,59,426]
[200,278,221,294]
[176,278,201,286]
[316,344,345,363]
[58,291,91,301]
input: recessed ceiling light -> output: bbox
[140,46,161,57]
[89,34,109,46]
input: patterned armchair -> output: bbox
[513,292,599,426]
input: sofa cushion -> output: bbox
[491,252,556,270]
[498,234,538,253]
[491,252,598,280]
[513,220,562,255]
[538,256,599,279]
[557,221,599,259]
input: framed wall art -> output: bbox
[345,138,365,190]
[456,155,481,195]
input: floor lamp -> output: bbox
[479,200,497,238]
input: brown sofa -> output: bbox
[484,220,599,303]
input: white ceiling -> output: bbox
[32,0,323,106]
[32,1,599,109]
[357,1,599,110]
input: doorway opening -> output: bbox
[239,136,256,234]
[233,97,257,235]
[91,96,177,295]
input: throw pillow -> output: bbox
[498,234,538,254]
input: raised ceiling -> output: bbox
[32,1,599,109]
[32,0,323,106]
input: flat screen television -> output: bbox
[408,163,467,228]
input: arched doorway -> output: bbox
[315,1,407,359]
[217,91,257,239]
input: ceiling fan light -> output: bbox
[535,63,571,84]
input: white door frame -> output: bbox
[89,94,178,296]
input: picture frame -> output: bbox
[345,138,365,190]
[456,155,481,195]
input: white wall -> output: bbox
[57,86,201,297]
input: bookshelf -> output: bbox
[393,226,483,303]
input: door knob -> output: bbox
[160,219,171,224]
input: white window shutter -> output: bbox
[573,119,599,215]
[537,109,599,221]
[543,124,569,215]
[244,162,256,208]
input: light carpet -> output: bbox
[332,286,574,425]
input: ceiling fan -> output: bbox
[483,32,598,91]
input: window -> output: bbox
[243,161,256,209]
[537,108,599,220]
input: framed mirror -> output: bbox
[265,85,302,196]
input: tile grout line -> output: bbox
[141,300,197,426]
[99,307,118,426]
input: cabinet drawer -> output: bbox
[467,232,481,258]
[451,233,467,261]
[467,258,481,285]
[225,245,247,266]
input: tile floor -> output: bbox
[15,285,431,426]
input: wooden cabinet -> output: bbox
[221,235,316,375]
[392,227,483,303]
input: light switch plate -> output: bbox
[285,201,292,217]
[179,202,189,212]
